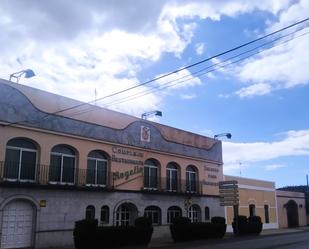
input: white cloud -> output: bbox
[180,94,197,100]
[0,0,296,116]
[264,164,286,171]
[236,0,309,95]
[222,130,309,173]
[195,43,205,55]
[156,69,202,90]
[235,83,272,98]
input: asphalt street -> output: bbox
[153,231,309,249]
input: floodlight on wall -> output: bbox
[9,69,36,83]
[214,132,232,139]
[141,110,162,120]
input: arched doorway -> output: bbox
[115,203,138,226]
[286,200,299,228]
[1,200,35,248]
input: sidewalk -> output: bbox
[148,226,309,248]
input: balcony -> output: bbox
[0,162,203,195]
[0,161,114,189]
[142,177,203,195]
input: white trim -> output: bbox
[238,184,275,192]
[239,205,276,209]
[263,223,279,229]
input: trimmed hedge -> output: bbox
[232,215,263,235]
[73,217,153,249]
[170,216,226,242]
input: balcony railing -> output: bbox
[0,161,114,189]
[142,177,203,195]
[0,162,203,194]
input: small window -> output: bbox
[205,206,210,221]
[264,205,270,223]
[86,205,95,220]
[249,204,256,217]
[100,205,109,224]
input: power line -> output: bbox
[66,27,309,116]
[4,17,309,127]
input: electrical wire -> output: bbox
[3,17,309,127]
[65,27,309,117]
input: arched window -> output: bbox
[49,145,76,184]
[4,138,37,181]
[100,205,109,224]
[87,150,108,186]
[188,204,201,223]
[166,163,179,192]
[186,166,198,193]
[144,206,161,225]
[205,206,210,221]
[249,204,256,217]
[144,159,158,190]
[115,203,138,226]
[264,205,269,224]
[85,205,95,219]
[167,206,182,224]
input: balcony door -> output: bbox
[49,145,76,184]
[166,163,178,192]
[4,138,37,181]
[87,150,107,186]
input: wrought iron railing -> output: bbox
[142,177,203,194]
[0,161,114,188]
[0,161,203,194]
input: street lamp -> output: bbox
[9,69,36,83]
[141,110,162,120]
[214,132,232,139]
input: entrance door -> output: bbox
[286,200,299,228]
[1,201,34,249]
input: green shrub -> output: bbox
[135,216,152,228]
[232,215,263,236]
[73,219,98,249]
[171,216,191,225]
[211,216,226,224]
[170,216,226,242]
[248,216,262,223]
[73,218,153,249]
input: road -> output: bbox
[156,231,309,249]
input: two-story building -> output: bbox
[0,79,224,248]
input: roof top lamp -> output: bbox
[141,110,162,120]
[9,69,36,83]
[214,133,232,140]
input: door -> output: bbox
[1,201,34,249]
[287,200,299,228]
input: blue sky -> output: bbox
[1,0,309,187]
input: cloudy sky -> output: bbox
[1,0,309,187]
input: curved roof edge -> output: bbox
[0,78,217,150]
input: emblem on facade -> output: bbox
[141,126,151,142]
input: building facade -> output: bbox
[276,190,307,228]
[0,79,224,248]
[224,175,278,232]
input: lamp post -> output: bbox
[9,69,36,83]
[141,110,162,120]
[214,133,232,139]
